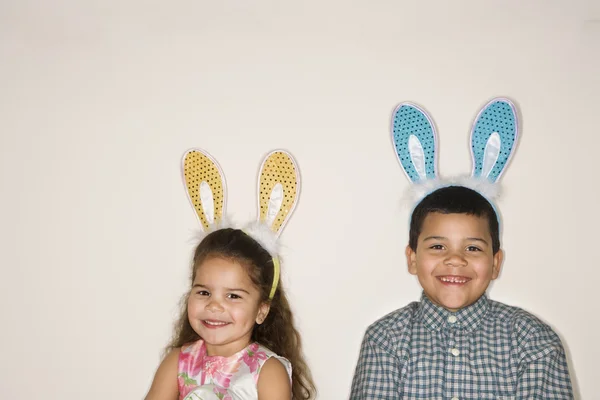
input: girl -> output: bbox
[146,149,315,400]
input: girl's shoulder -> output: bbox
[254,345,293,399]
[248,343,292,380]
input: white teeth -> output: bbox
[204,320,228,326]
[440,276,469,283]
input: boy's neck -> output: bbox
[422,291,487,313]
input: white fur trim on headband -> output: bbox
[189,215,235,244]
[189,217,280,257]
[243,221,279,257]
[401,176,502,208]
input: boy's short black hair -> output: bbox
[409,186,500,254]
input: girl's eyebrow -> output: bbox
[192,283,212,290]
[192,283,250,294]
[225,287,250,294]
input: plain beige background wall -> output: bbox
[1,0,597,398]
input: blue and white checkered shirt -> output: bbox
[350,293,573,399]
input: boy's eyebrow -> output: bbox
[191,283,250,294]
[466,237,489,245]
[422,236,447,241]
[422,236,489,245]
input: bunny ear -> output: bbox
[470,98,519,183]
[182,149,227,232]
[256,150,300,237]
[391,102,438,183]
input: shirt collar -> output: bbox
[416,292,489,332]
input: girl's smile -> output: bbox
[188,257,269,357]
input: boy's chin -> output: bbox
[428,293,483,311]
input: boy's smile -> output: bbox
[406,212,503,311]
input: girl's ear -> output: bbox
[256,302,271,325]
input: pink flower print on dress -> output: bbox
[178,342,206,391]
[181,342,206,376]
[201,356,241,388]
[241,343,269,374]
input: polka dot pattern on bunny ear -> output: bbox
[392,104,437,182]
[258,151,299,234]
[471,100,518,182]
[183,150,225,230]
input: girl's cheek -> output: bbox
[187,297,202,313]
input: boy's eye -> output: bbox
[466,246,482,252]
[429,244,444,250]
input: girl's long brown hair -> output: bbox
[166,228,316,399]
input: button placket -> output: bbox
[447,327,463,400]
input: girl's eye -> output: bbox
[227,293,242,300]
[196,290,210,296]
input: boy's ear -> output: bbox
[491,249,504,280]
[406,245,418,275]
[256,302,271,325]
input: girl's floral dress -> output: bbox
[177,340,292,400]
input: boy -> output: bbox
[350,186,573,399]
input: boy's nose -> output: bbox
[444,253,467,267]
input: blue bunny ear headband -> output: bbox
[180,148,301,300]
[391,97,519,209]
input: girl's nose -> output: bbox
[205,299,224,313]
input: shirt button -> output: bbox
[448,315,457,323]
[451,397,459,400]
[451,348,460,356]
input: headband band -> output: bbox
[269,257,280,300]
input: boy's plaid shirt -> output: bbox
[350,293,573,399]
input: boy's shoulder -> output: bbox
[363,301,420,347]
[487,298,562,342]
[488,297,543,323]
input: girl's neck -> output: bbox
[205,336,253,357]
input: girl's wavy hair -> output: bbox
[166,228,316,399]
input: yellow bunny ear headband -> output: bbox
[181,148,301,300]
